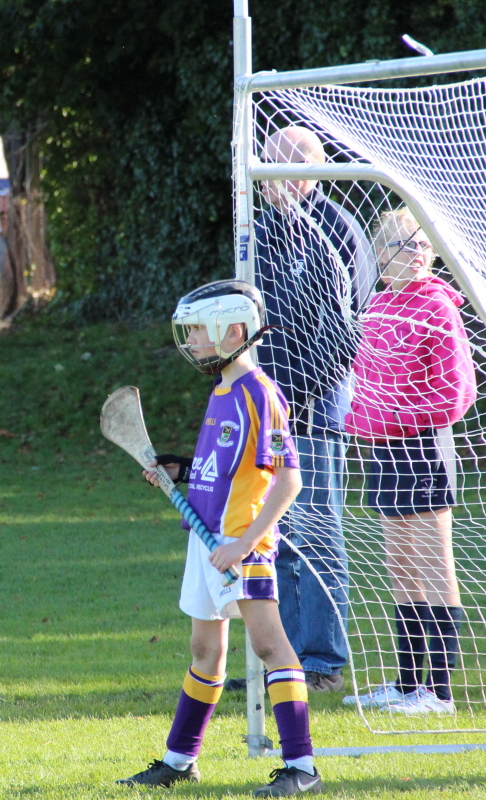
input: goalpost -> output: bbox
[233,0,486,758]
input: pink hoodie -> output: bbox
[345,276,477,442]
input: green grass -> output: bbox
[0,319,210,461]
[0,320,485,798]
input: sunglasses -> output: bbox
[386,240,433,252]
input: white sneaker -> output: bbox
[384,686,455,715]
[342,682,404,708]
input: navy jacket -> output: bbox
[254,186,376,434]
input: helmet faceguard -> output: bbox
[172,279,266,375]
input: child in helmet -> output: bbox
[116,279,323,797]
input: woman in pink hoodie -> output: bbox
[343,207,476,716]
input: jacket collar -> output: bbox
[270,183,323,225]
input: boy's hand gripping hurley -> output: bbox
[100,386,239,587]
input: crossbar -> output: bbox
[243,49,486,92]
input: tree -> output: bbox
[0,0,484,322]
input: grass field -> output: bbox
[0,320,485,798]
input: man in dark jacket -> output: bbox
[254,126,375,691]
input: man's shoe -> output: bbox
[254,767,323,797]
[225,677,247,692]
[343,682,404,708]
[305,671,344,693]
[384,686,455,716]
[225,672,268,692]
[115,759,201,786]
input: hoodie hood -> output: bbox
[395,275,464,307]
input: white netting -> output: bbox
[257,79,486,274]
[240,77,486,734]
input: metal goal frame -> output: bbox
[232,0,486,759]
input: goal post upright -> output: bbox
[233,0,255,287]
[233,0,269,759]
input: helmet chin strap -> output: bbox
[202,325,274,375]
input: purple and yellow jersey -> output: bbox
[185,368,299,556]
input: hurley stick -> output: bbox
[100,386,239,586]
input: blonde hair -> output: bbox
[373,206,437,276]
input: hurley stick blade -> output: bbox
[100,386,156,469]
[100,386,176,497]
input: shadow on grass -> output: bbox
[32,773,483,798]
[0,687,249,724]
[105,774,486,797]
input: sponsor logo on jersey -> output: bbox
[190,456,203,480]
[217,419,240,447]
[200,451,218,482]
[190,452,218,483]
[205,417,216,425]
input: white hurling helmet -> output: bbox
[172,279,266,374]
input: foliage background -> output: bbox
[0,0,485,323]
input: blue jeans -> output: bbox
[277,431,349,675]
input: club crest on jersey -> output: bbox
[290,260,306,278]
[217,420,240,447]
[267,428,290,457]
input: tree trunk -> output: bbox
[0,124,55,322]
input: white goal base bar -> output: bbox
[262,743,486,758]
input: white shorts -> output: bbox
[179,530,278,621]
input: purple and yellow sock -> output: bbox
[166,665,225,758]
[266,664,313,762]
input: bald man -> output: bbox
[252,127,375,692]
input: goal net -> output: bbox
[235,76,486,735]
